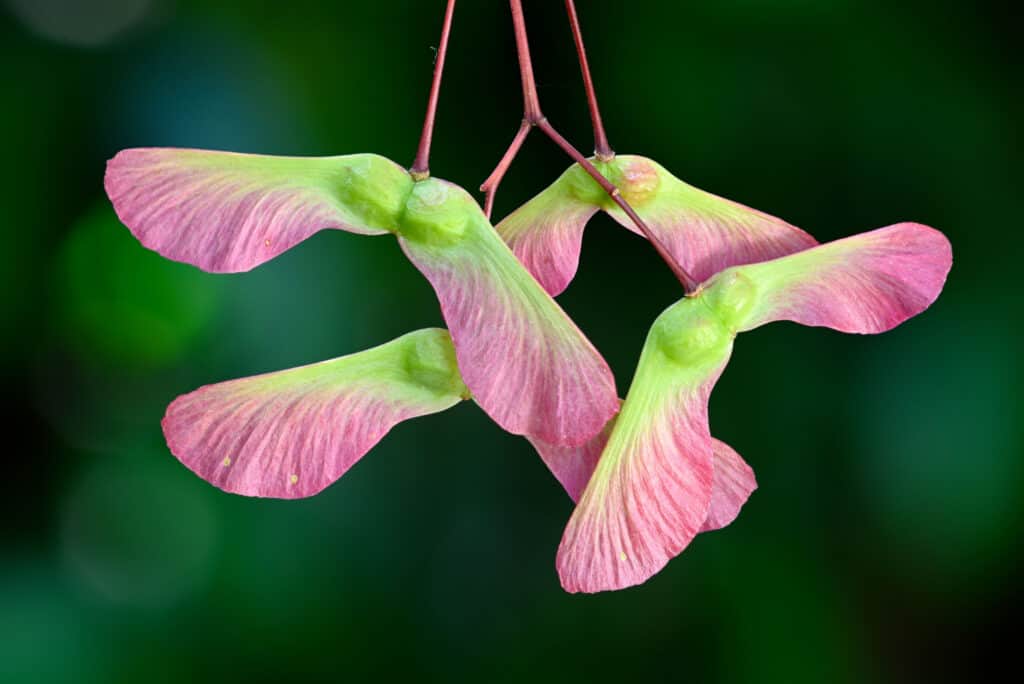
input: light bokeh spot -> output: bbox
[5,0,157,47]
[53,204,222,369]
[60,453,219,608]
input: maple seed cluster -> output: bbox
[103,1,951,593]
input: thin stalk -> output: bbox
[564,0,613,160]
[480,119,531,219]
[477,0,543,219]
[410,0,457,180]
[510,0,543,121]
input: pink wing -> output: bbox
[400,180,619,447]
[105,148,409,272]
[163,329,466,498]
[722,222,953,334]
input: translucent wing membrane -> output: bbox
[495,176,600,296]
[603,156,818,284]
[398,179,619,447]
[496,155,816,295]
[706,223,953,334]
[556,301,734,593]
[163,329,467,499]
[529,406,756,528]
[105,148,412,272]
[527,419,612,503]
[700,439,758,533]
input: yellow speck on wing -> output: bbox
[264,239,271,247]
[619,551,627,562]
[222,457,232,467]
[289,474,299,485]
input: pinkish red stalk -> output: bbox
[510,0,543,121]
[564,0,613,160]
[410,0,457,179]
[479,0,542,218]
[489,0,699,293]
[481,119,531,219]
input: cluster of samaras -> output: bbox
[105,146,950,592]
[104,0,951,594]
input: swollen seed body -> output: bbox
[651,298,731,369]
[577,157,663,211]
[402,328,468,399]
[333,155,414,233]
[702,270,758,332]
[397,178,473,246]
[563,163,609,205]
[651,265,768,367]
[611,157,662,208]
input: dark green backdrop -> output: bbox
[2,1,1020,682]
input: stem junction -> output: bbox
[482,0,698,294]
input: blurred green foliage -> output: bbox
[1,1,1020,683]
[54,204,222,368]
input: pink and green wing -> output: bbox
[527,418,613,503]
[495,167,600,296]
[601,156,818,284]
[556,300,735,593]
[494,155,816,294]
[554,222,950,592]
[531,422,756,534]
[706,222,953,334]
[700,439,758,533]
[162,328,467,499]
[105,148,412,272]
[398,179,619,447]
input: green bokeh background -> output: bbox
[2,1,1020,682]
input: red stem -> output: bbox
[480,119,531,219]
[478,0,542,220]
[564,0,613,160]
[410,0,457,179]
[510,0,543,121]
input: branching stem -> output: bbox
[510,0,543,121]
[480,120,531,219]
[482,0,698,293]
